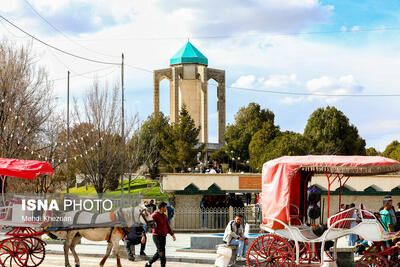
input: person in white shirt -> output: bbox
[223,214,248,261]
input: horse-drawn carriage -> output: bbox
[247,155,400,267]
[0,158,53,267]
[0,158,155,267]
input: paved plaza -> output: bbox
[1,232,353,266]
[43,233,217,263]
[40,255,213,267]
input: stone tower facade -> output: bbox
[153,42,225,145]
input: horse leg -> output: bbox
[99,242,113,267]
[112,239,122,267]
[70,234,82,267]
[64,232,75,267]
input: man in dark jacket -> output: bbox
[146,199,157,214]
[124,224,147,261]
[145,202,176,267]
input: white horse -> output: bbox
[48,203,155,267]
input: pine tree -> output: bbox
[161,105,201,172]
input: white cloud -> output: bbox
[306,75,362,93]
[351,25,360,32]
[302,75,363,103]
[231,75,256,88]
[156,0,332,37]
[264,74,300,88]
[0,1,21,12]
[281,96,304,105]
[274,75,363,104]
[231,73,363,104]
[360,120,400,136]
[231,73,300,90]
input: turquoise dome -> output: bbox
[170,41,208,65]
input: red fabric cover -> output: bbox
[262,155,399,229]
[0,158,53,180]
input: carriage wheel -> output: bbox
[357,253,389,267]
[247,234,294,267]
[23,237,46,267]
[0,237,29,267]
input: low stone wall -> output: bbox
[191,235,258,250]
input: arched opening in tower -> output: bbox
[207,78,218,144]
[159,77,171,118]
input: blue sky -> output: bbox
[2,0,400,151]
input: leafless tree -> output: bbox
[7,111,67,193]
[0,40,55,192]
[72,79,137,196]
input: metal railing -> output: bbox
[173,205,262,231]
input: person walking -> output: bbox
[145,202,176,267]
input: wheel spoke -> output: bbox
[247,234,294,267]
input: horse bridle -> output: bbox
[138,207,153,226]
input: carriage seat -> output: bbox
[0,199,19,220]
[360,203,377,220]
[327,207,356,229]
[359,203,387,229]
[289,204,302,225]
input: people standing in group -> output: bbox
[123,224,147,261]
[223,214,249,261]
[145,202,176,267]
[202,160,222,174]
[213,160,222,173]
[146,199,157,214]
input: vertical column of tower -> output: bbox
[171,67,181,123]
[153,71,160,114]
[199,66,208,144]
[217,71,226,144]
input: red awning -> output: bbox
[0,158,54,180]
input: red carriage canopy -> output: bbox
[262,155,400,229]
[0,158,54,180]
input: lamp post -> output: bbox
[230,151,234,172]
[246,160,251,173]
[232,157,237,173]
